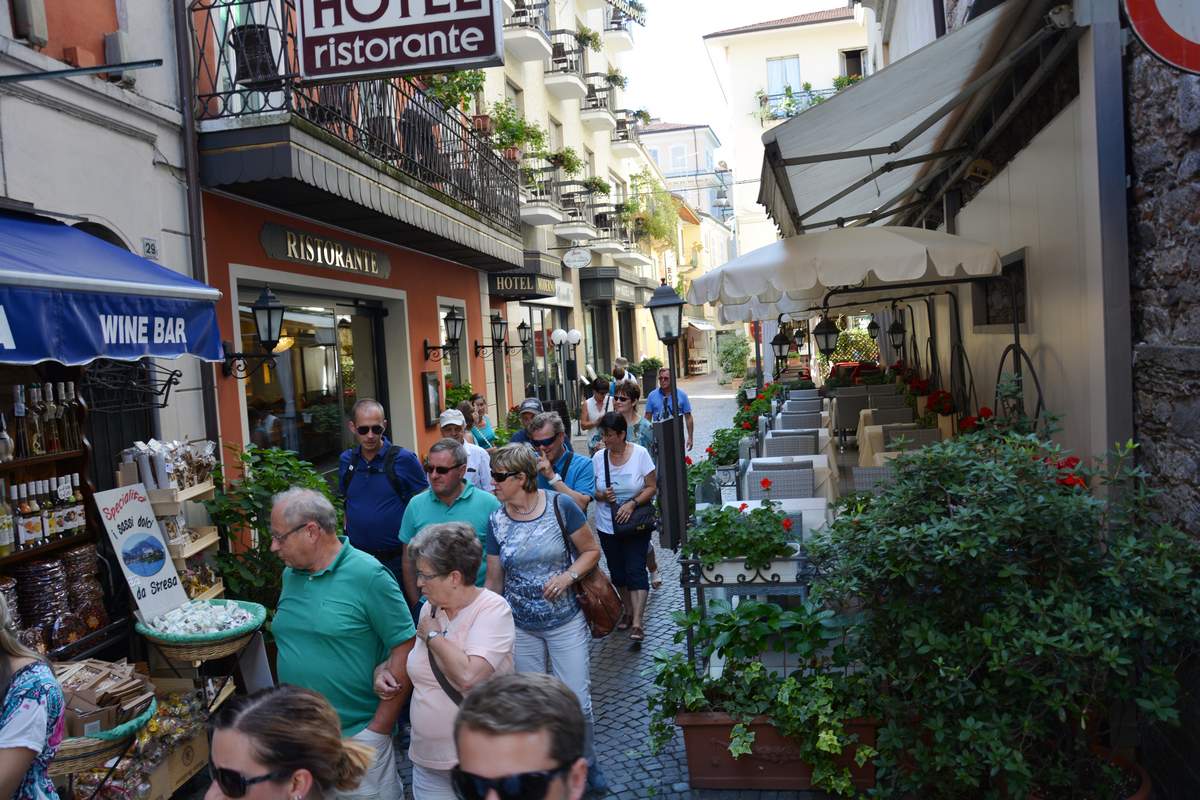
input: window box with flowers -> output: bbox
[686,498,804,585]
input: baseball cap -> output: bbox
[518,398,543,415]
[439,409,467,428]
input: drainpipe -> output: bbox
[173,0,221,444]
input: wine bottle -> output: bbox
[71,473,84,533]
[0,413,12,463]
[26,385,45,456]
[0,480,12,557]
[56,382,76,450]
[42,384,61,454]
[65,382,83,450]
[17,483,34,549]
[11,386,29,459]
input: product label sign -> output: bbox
[94,485,189,622]
[297,0,504,83]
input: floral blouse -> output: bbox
[0,661,64,800]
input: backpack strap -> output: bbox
[382,445,419,504]
[338,451,355,498]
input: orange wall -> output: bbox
[44,0,117,66]
[202,192,494,457]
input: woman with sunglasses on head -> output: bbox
[467,394,496,450]
[483,444,608,796]
[0,594,63,800]
[375,521,513,799]
[206,685,371,800]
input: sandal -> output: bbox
[617,613,631,631]
[629,626,644,642]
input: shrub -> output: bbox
[717,334,751,378]
[705,427,743,466]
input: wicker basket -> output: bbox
[48,698,158,777]
[135,600,266,663]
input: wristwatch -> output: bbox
[551,473,564,485]
[568,570,580,583]
[426,629,443,644]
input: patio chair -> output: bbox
[764,430,819,457]
[850,465,895,495]
[777,411,821,429]
[783,399,822,414]
[872,406,915,425]
[884,426,941,450]
[868,383,901,397]
[870,393,909,409]
[788,389,819,401]
[757,415,772,456]
[833,385,868,396]
[833,394,871,441]
[746,465,816,500]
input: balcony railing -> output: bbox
[520,157,563,206]
[557,181,597,227]
[189,0,519,234]
[583,74,615,113]
[758,87,839,121]
[546,30,586,77]
[506,0,550,35]
[604,6,634,34]
[612,110,639,146]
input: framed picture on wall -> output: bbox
[422,371,441,428]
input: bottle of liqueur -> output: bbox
[56,382,76,450]
[41,383,61,454]
[0,413,12,463]
[65,382,83,450]
[0,480,12,557]
[11,385,29,459]
[25,385,45,456]
[17,482,37,548]
[11,485,24,551]
[37,480,52,541]
[71,473,84,533]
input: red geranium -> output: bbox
[684,456,693,466]
[1056,456,1080,470]
[781,518,794,532]
[959,415,979,433]
[744,404,751,411]
[760,477,772,490]
[738,502,748,511]
[1057,474,1086,488]
[756,393,765,401]
[705,446,714,456]
[742,421,752,430]
[979,406,994,419]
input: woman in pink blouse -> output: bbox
[374,522,514,799]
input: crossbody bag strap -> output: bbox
[423,605,464,706]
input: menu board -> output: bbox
[93,484,189,622]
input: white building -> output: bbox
[639,122,734,228]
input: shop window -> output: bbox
[972,250,1028,329]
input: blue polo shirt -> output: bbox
[644,387,692,421]
[339,438,428,552]
[537,448,594,499]
[398,482,501,586]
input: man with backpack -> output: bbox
[339,398,428,583]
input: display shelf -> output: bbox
[148,480,214,515]
[0,450,85,473]
[50,617,130,662]
[189,579,224,602]
[0,531,94,568]
[168,527,219,561]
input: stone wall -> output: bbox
[1125,38,1200,799]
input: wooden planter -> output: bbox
[676,712,877,790]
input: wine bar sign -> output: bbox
[297,0,504,82]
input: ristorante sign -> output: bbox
[297,0,504,82]
[261,223,393,279]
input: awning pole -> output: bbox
[753,321,764,392]
[797,147,969,224]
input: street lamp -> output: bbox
[222,286,286,377]
[867,317,880,340]
[647,280,685,343]
[770,331,791,377]
[888,318,906,351]
[425,307,464,361]
[517,320,532,348]
[812,316,840,358]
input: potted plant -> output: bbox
[492,100,547,161]
[631,108,652,126]
[543,146,583,177]
[574,24,602,52]
[806,406,1199,798]
[581,176,611,195]
[687,499,801,583]
[704,426,744,487]
[604,68,628,89]
[649,599,877,793]
[416,69,485,112]
[685,457,717,517]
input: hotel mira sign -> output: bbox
[298,0,504,82]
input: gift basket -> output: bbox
[134,599,266,662]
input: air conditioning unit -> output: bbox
[11,0,49,48]
[104,30,135,86]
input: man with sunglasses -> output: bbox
[338,399,428,581]
[398,438,500,608]
[270,487,416,800]
[528,411,593,513]
[644,367,695,451]
[438,408,494,492]
[453,673,587,800]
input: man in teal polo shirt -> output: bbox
[398,438,500,608]
[270,487,416,800]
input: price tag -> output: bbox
[93,484,189,621]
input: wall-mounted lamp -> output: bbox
[475,314,526,358]
[425,306,464,361]
[223,286,285,378]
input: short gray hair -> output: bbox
[273,488,337,535]
[351,398,385,422]
[429,437,467,465]
[408,522,482,582]
[530,411,564,437]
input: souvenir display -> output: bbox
[145,600,252,636]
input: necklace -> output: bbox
[509,494,540,516]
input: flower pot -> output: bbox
[502,146,522,162]
[714,465,738,488]
[472,114,495,136]
[1026,748,1150,800]
[675,712,876,790]
[937,412,957,441]
[699,547,804,585]
[915,395,928,417]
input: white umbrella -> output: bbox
[687,226,1001,322]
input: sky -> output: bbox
[620,0,847,157]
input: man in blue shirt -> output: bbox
[644,367,695,451]
[529,411,594,512]
[338,398,428,581]
[508,397,544,446]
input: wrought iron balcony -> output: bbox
[757,87,839,121]
[505,1,553,61]
[189,0,519,236]
[611,110,641,155]
[583,74,615,113]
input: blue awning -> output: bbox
[0,213,222,365]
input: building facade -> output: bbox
[639,122,735,228]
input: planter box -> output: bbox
[676,712,876,790]
[937,412,957,441]
[700,546,804,585]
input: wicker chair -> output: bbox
[788,389,820,401]
[833,394,871,438]
[763,430,819,457]
[884,426,941,450]
[777,411,821,429]
[783,399,822,414]
[868,384,901,397]
[834,385,868,396]
[850,465,895,495]
[872,406,915,425]
[871,394,908,409]
[746,466,816,500]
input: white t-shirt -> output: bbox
[465,442,493,492]
[591,443,655,534]
[585,395,614,424]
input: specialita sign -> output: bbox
[298,0,504,82]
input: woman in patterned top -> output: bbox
[483,444,608,795]
[0,594,63,800]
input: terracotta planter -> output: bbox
[502,146,522,161]
[472,114,495,136]
[676,712,876,790]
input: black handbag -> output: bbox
[604,449,656,536]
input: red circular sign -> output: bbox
[1125,0,1200,74]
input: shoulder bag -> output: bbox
[551,494,624,639]
[604,449,656,537]
[424,605,464,705]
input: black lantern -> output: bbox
[222,286,286,378]
[475,314,525,358]
[770,331,791,377]
[646,280,685,343]
[490,313,507,344]
[517,320,532,347]
[812,316,840,358]
[867,317,880,340]
[425,307,464,361]
[888,318,906,351]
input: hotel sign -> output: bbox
[297,0,504,83]
[488,272,556,299]
[261,224,392,279]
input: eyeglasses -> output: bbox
[530,433,560,448]
[356,425,385,435]
[208,765,289,798]
[490,470,520,483]
[450,764,569,800]
[425,463,465,475]
[269,522,308,544]
[614,396,631,403]
[415,569,446,582]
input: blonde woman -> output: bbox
[206,686,372,800]
[0,595,63,800]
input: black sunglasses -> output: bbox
[451,764,569,800]
[425,463,464,475]
[530,433,559,448]
[356,425,385,435]
[208,764,289,798]
[490,470,520,483]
